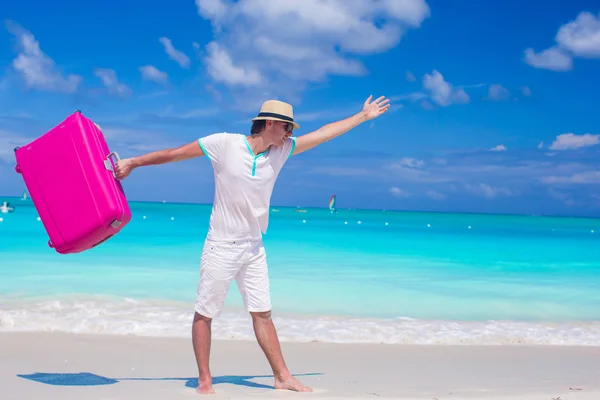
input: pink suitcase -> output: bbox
[14,110,131,254]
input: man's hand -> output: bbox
[292,94,391,156]
[115,158,135,180]
[361,95,390,121]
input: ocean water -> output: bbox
[1,197,600,345]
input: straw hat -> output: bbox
[252,100,300,130]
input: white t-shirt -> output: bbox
[198,132,296,241]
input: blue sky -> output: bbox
[1,0,599,217]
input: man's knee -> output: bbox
[250,310,272,321]
[194,311,213,324]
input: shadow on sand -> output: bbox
[17,371,323,390]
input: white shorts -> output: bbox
[194,238,271,319]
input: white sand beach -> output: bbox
[1,332,599,400]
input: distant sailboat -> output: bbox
[329,194,337,213]
[20,191,28,201]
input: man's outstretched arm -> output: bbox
[115,140,205,180]
[292,95,390,156]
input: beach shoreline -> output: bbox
[3,295,600,346]
[2,332,599,400]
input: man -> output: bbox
[115,94,390,395]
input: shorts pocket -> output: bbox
[203,240,223,253]
[201,240,240,265]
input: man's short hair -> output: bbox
[251,120,265,136]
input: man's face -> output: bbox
[267,120,293,146]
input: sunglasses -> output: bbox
[283,122,294,132]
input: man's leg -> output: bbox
[192,312,214,394]
[193,240,240,395]
[250,310,313,392]
[236,242,312,392]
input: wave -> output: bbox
[1,296,599,346]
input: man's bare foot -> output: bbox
[196,378,215,395]
[274,375,313,392]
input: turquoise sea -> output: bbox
[1,196,600,345]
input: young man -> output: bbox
[115,94,390,395]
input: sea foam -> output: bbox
[1,296,599,346]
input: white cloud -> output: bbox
[391,92,427,102]
[555,11,600,58]
[98,126,184,154]
[195,0,430,98]
[390,186,411,197]
[294,107,356,122]
[159,37,191,68]
[379,0,431,27]
[458,83,487,89]
[524,46,573,71]
[541,171,600,184]
[384,152,599,194]
[487,84,510,101]
[204,41,263,86]
[137,90,169,100]
[547,188,580,207]
[491,144,507,152]
[147,106,221,120]
[523,11,600,71]
[310,166,372,176]
[420,99,435,110]
[406,71,416,82]
[521,86,532,97]
[196,0,227,22]
[139,65,168,84]
[94,68,132,98]
[426,190,445,200]
[465,183,513,198]
[300,138,600,204]
[422,70,469,107]
[0,129,35,162]
[397,158,425,169]
[549,133,600,150]
[394,77,493,109]
[537,141,544,149]
[386,158,452,183]
[6,21,82,93]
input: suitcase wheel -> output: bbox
[48,240,54,248]
[14,147,21,174]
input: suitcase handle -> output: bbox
[103,152,121,179]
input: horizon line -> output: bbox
[1,194,598,220]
